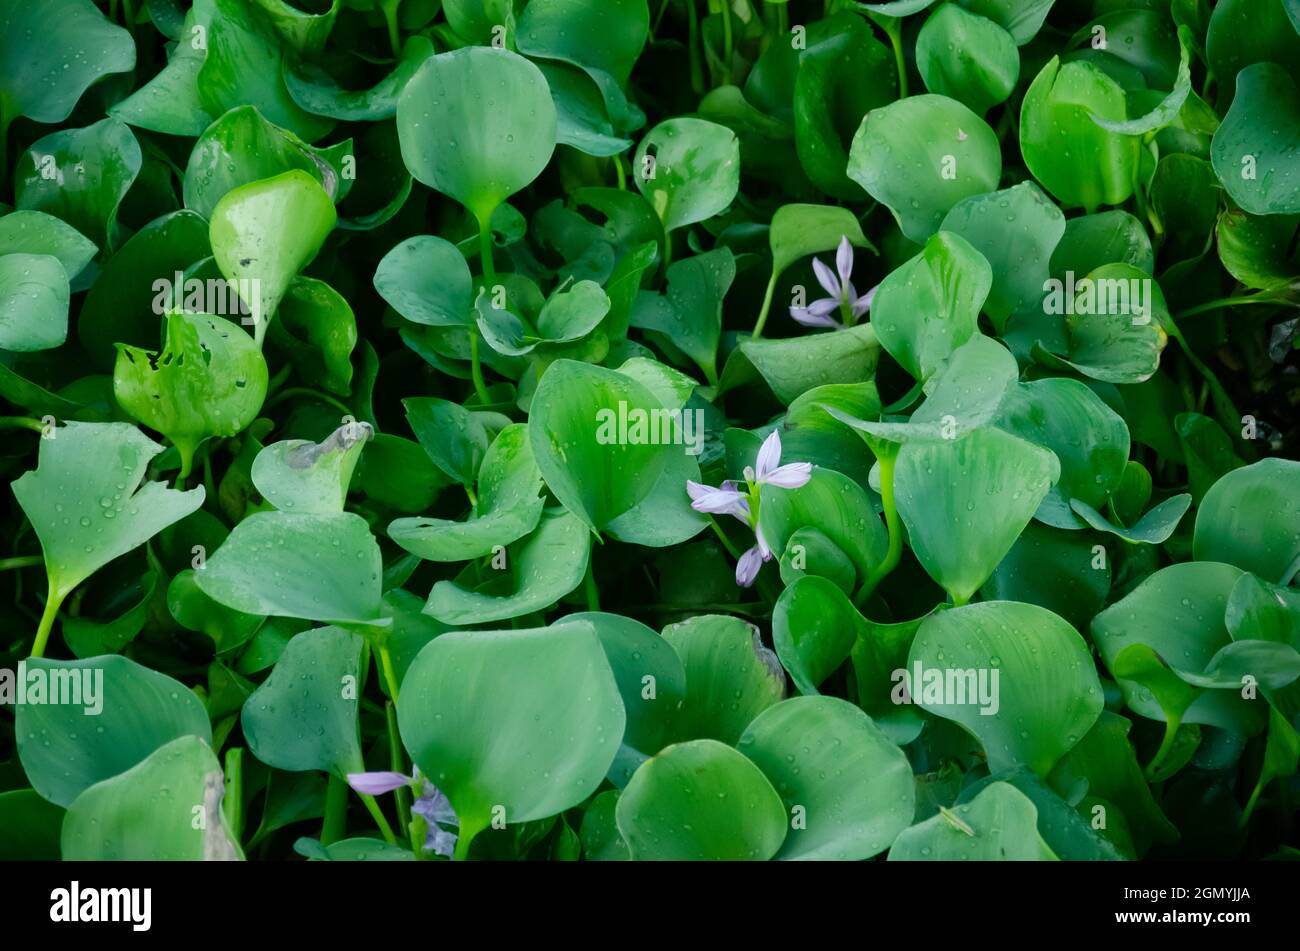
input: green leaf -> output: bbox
[11,422,205,604]
[1092,562,1265,735]
[284,36,436,122]
[528,359,667,533]
[242,626,364,776]
[633,118,740,234]
[994,377,1130,529]
[939,182,1064,333]
[759,466,888,592]
[516,0,649,87]
[730,323,881,404]
[981,521,1110,632]
[1091,25,1193,136]
[397,47,557,226]
[16,655,211,808]
[390,422,544,562]
[1069,493,1192,545]
[916,4,1019,114]
[423,508,590,625]
[209,170,337,346]
[196,512,384,625]
[894,427,1060,603]
[909,601,1103,774]
[737,696,913,860]
[374,235,473,327]
[77,209,212,369]
[397,621,624,855]
[0,0,134,125]
[114,313,269,478]
[1019,57,1139,211]
[889,782,1057,860]
[183,105,352,219]
[1212,63,1300,217]
[110,0,216,136]
[0,254,69,352]
[62,736,241,860]
[1193,459,1300,584]
[769,203,873,277]
[251,420,371,514]
[870,231,990,382]
[16,118,142,248]
[0,210,97,280]
[662,614,785,744]
[198,0,334,142]
[847,94,1002,243]
[616,739,787,861]
[0,789,64,860]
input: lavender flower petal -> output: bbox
[836,236,854,288]
[754,430,783,481]
[763,461,813,489]
[345,771,412,796]
[790,307,842,329]
[735,545,764,587]
[686,480,750,518]
[811,256,841,299]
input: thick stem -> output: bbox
[613,152,627,191]
[0,416,46,433]
[686,0,704,95]
[385,702,412,844]
[583,558,600,612]
[31,583,66,659]
[359,793,398,845]
[381,0,403,56]
[0,555,43,571]
[720,2,734,84]
[751,271,779,339]
[321,774,348,846]
[1144,716,1182,781]
[878,16,908,99]
[854,449,902,609]
[224,747,244,844]
[471,218,496,404]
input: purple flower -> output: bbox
[790,236,877,329]
[347,769,459,859]
[686,430,812,587]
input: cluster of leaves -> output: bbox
[1,0,1299,863]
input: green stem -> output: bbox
[321,774,348,846]
[359,794,398,845]
[721,2,734,84]
[854,449,902,609]
[385,702,412,845]
[1161,311,1242,444]
[470,218,495,404]
[662,229,673,271]
[651,0,671,38]
[453,812,488,862]
[0,416,45,433]
[31,583,66,659]
[876,16,908,99]
[381,0,403,56]
[0,555,42,571]
[465,483,479,510]
[1144,716,1181,781]
[613,152,627,191]
[751,271,779,339]
[224,748,244,844]
[1240,776,1266,827]
[1172,292,1280,321]
[177,444,195,483]
[583,558,600,612]
[0,107,11,198]
[709,516,742,560]
[377,641,402,704]
[686,0,704,95]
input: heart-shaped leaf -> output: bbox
[889,782,1057,860]
[1193,458,1300,584]
[1211,63,1300,215]
[908,601,1103,774]
[616,739,787,861]
[737,696,914,860]
[633,118,740,235]
[397,621,624,856]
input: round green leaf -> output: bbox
[1019,57,1138,211]
[1193,458,1300,584]
[15,655,211,808]
[847,94,1001,243]
[397,47,557,225]
[62,736,241,860]
[888,781,1057,860]
[209,169,337,345]
[616,739,787,861]
[633,118,740,234]
[738,696,914,860]
[917,4,1019,114]
[196,511,383,625]
[374,235,473,328]
[895,427,1061,603]
[909,601,1103,774]
[242,626,364,777]
[0,253,69,352]
[397,621,625,853]
[1211,63,1300,216]
[114,313,269,478]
